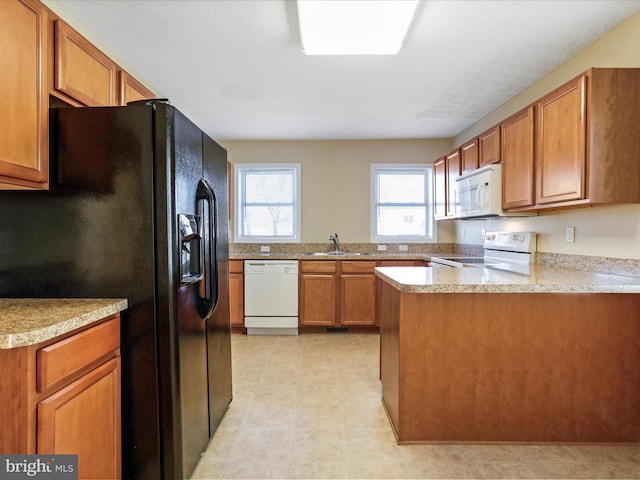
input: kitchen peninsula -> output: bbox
[376,266,640,444]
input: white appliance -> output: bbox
[244,260,299,335]
[430,231,537,274]
[456,164,533,219]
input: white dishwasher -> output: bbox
[244,260,299,335]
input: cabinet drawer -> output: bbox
[229,260,244,274]
[37,315,120,392]
[342,261,376,273]
[378,260,417,267]
[300,260,336,273]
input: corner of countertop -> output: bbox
[0,298,128,349]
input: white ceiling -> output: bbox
[56,0,640,141]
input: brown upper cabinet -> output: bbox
[535,74,587,205]
[54,19,117,106]
[457,124,500,177]
[119,70,154,106]
[432,157,447,219]
[446,149,461,217]
[439,68,640,214]
[501,106,535,209]
[503,68,640,212]
[433,150,460,219]
[460,138,478,173]
[3,0,155,190]
[0,0,49,189]
[583,68,640,205]
[478,125,501,167]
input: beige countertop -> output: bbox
[375,265,640,294]
[230,252,429,261]
[0,298,128,349]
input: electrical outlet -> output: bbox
[377,244,387,251]
[565,226,575,243]
[481,228,486,236]
[461,228,466,239]
[398,245,408,251]
[260,245,271,252]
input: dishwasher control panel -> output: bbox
[244,260,298,275]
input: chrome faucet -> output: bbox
[329,233,340,253]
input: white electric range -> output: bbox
[430,231,537,274]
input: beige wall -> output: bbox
[449,12,640,260]
[221,139,454,244]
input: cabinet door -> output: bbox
[229,272,244,326]
[54,20,117,106]
[118,70,154,106]
[0,0,48,188]
[38,357,121,480]
[446,149,461,216]
[461,139,478,173]
[502,106,535,209]
[535,75,587,205]
[478,125,501,167]
[300,274,336,326]
[433,157,447,218]
[341,274,377,326]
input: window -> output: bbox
[235,164,301,243]
[371,164,434,242]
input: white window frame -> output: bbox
[234,163,301,243]
[370,164,435,243]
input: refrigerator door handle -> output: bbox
[196,178,219,319]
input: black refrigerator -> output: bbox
[0,101,233,479]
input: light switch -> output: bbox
[565,226,575,243]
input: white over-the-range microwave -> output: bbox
[454,164,534,219]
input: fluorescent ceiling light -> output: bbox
[297,0,419,55]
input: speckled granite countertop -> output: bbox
[375,266,640,294]
[0,298,128,349]
[229,253,430,261]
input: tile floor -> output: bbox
[191,333,640,479]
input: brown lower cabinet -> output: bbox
[0,315,121,479]
[340,261,377,326]
[299,261,337,326]
[299,259,419,328]
[229,260,244,327]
